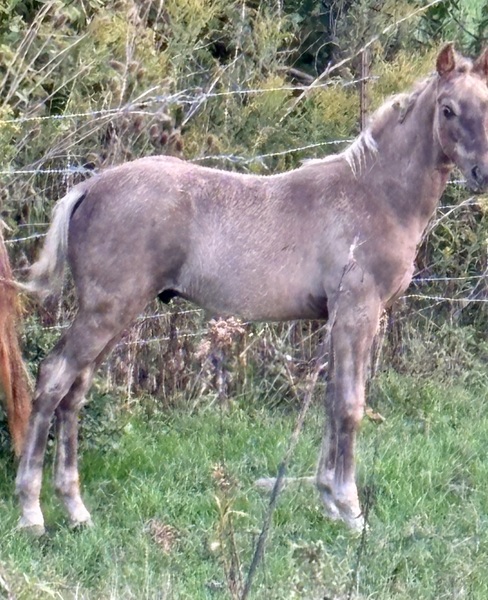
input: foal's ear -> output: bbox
[436,43,457,76]
[474,47,488,81]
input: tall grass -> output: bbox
[1,367,488,599]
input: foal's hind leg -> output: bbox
[15,349,84,533]
[54,366,94,527]
[16,300,146,533]
[317,291,381,531]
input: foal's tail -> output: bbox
[0,226,32,456]
[24,188,86,299]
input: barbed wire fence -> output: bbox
[5,112,486,597]
[2,3,487,595]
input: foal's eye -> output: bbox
[442,105,455,119]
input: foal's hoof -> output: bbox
[341,511,366,534]
[63,500,93,530]
[319,491,366,533]
[69,515,94,530]
[322,503,365,533]
[17,518,46,538]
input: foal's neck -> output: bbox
[367,77,452,235]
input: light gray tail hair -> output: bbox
[24,188,85,299]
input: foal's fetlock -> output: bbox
[333,492,365,532]
[316,479,341,521]
[318,491,364,531]
[317,489,341,522]
[316,478,365,531]
[16,484,46,536]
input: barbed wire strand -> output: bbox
[0,77,378,129]
[17,277,487,345]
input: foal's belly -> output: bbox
[178,221,329,321]
[181,269,328,322]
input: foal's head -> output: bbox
[435,44,488,192]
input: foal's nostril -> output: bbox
[471,165,482,183]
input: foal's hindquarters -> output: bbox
[15,210,174,532]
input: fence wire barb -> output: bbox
[0,77,380,129]
[5,233,47,244]
[404,294,488,304]
[0,166,93,177]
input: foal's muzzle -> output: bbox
[467,164,488,193]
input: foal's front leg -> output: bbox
[317,297,380,531]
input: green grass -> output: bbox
[1,371,488,599]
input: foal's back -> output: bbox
[68,155,362,321]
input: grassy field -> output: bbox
[1,369,488,599]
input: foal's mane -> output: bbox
[348,74,439,174]
[306,73,437,176]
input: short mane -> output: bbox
[307,74,438,176]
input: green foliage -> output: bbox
[0,0,485,408]
[418,0,487,53]
[2,371,488,598]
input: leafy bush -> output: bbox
[0,0,486,415]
